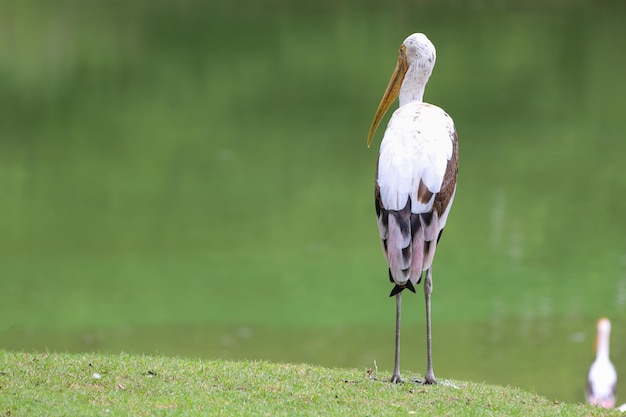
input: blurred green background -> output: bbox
[2,0,626,404]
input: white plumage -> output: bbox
[378,103,455,217]
[586,318,617,408]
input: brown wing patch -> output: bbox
[433,130,459,216]
[417,179,433,204]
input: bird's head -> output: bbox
[367,33,437,148]
[403,33,437,74]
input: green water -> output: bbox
[2,0,626,404]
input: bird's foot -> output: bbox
[390,373,404,384]
[411,377,460,388]
[412,372,437,385]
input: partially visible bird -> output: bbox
[586,317,617,408]
[367,33,458,384]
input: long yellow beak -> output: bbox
[367,44,409,148]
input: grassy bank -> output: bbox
[0,350,616,416]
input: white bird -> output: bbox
[367,33,458,384]
[586,317,617,408]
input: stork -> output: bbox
[586,317,617,408]
[367,33,458,384]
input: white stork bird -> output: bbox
[367,33,458,384]
[586,317,617,408]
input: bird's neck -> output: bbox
[398,66,431,107]
[597,332,611,359]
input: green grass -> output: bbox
[0,350,617,416]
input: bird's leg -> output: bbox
[422,269,437,384]
[391,292,403,383]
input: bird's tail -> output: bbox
[384,198,425,292]
[389,279,417,297]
